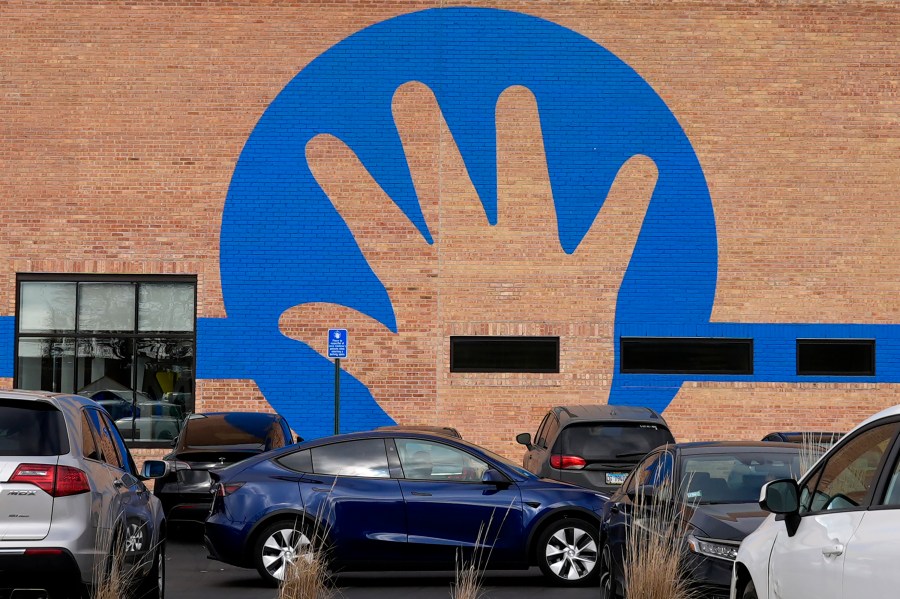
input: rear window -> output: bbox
[556,423,675,461]
[0,399,69,456]
[182,414,276,448]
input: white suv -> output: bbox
[732,404,900,598]
[0,390,166,599]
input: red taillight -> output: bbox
[25,548,64,556]
[550,455,587,470]
[10,464,90,497]
[215,482,244,497]
[54,465,90,496]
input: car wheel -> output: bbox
[536,518,600,586]
[253,520,322,587]
[742,579,759,599]
[135,540,165,599]
[598,542,620,599]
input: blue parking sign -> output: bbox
[328,329,348,359]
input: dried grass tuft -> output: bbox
[277,536,332,599]
[450,500,514,599]
[90,523,146,599]
[623,477,700,599]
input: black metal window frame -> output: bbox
[449,336,561,373]
[796,338,876,376]
[619,337,754,375]
[14,273,198,447]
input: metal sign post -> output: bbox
[327,329,348,435]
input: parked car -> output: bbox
[516,405,675,494]
[0,389,166,599]
[599,441,802,599]
[204,430,608,587]
[761,430,843,448]
[143,411,294,522]
[733,405,900,598]
[376,424,463,438]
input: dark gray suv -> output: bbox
[516,405,675,495]
[0,390,166,599]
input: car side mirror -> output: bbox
[141,459,169,479]
[760,478,801,537]
[482,469,510,487]
[516,432,534,450]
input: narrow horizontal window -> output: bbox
[450,336,560,373]
[797,339,875,376]
[620,338,753,374]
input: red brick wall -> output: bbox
[2,1,898,459]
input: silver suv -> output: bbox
[0,390,166,599]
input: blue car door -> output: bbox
[393,438,525,567]
[298,438,407,565]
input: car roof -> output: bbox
[293,430,490,455]
[376,425,461,438]
[765,431,843,441]
[676,440,800,454]
[551,404,668,426]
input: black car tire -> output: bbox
[742,579,759,599]
[536,517,600,586]
[253,519,326,588]
[598,542,620,598]
[135,540,165,599]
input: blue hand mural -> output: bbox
[198,7,714,437]
[192,7,900,438]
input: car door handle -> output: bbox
[411,491,432,497]
[311,487,332,493]
[822,544,844,557]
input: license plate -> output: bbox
[606,472,628,485]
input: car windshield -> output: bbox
[0,399,68,456]
[182,414,276,447]
[681,450,802,505]
[557,423,675,461]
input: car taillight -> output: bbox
[10,464,90,497]
[25,548,64,556]
[550,455,587,470]
[214,482,245,497]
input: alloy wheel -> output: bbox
[544,524,598,581]
[260,527,313,581]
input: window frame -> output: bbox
[15,273,197,449]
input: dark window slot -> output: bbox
[450,336,560,373]
[797,339,875,376]
[620,337,753,374]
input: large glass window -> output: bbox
[15,275,196,446]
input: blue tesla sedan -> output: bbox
[204,430,607,586]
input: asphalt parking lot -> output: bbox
[167,526,599,599]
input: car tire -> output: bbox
[536,517,600,586]
[742,579,759,599]
[253,519,325,588]
[135,540,165,599]
[598,542,620,599]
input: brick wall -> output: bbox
[1,1,898,460]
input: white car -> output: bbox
[732,404,900,598]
